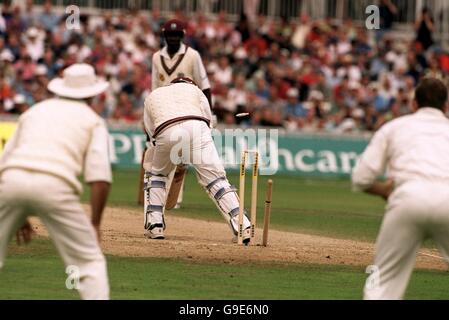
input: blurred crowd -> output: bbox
[1,0,449,133]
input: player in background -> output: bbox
[143,77,251,243]
[0,64,112,300]
[352,78,449,300]
[142,19,213,228]
[151,19,212,101]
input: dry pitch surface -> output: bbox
[31,206,447,271]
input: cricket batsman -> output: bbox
[141,19,212,215]
[143,77,251,244]
[352,78,449,300]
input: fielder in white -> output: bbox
[142,19,212,214]
[143,77,251,243]
[352,78,449,300]
[0,64,112,300]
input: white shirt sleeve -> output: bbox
[352,127,388,191]
[192,50,211,91]
[352,127,390,192]
[84,122,113,184]
[143,95,155,136]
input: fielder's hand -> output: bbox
[365,179,395,201]
[93,224,102,244]
[382,179,395,201]
[16,220,35,245]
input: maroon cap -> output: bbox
[162,19,186,34]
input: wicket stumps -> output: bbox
[238,151,259,245]
[237,151,274,246]
[262,179,273,247]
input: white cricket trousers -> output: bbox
[152,120,226,185]
[364,181,449,300]
[147,119,247,230]
[144,144,184,206]
[0,169,109,300]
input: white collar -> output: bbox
[417,107,446,117]
[160,43,187,60]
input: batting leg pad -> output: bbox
[144,173,167,229]
[205,177,251,235]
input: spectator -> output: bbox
[0,6,446,133]
[285,88,306,131]
[213,55,232,85]
[373,79,395,113]
[235,13,250,43]
[24,27,44,61]
[260,107,282,127]
[254,76,270,100]
[20,0,37,30]
[9,93,29,114]
[0,77,13,112]
[14,55,36,81]
[113,92,138,122]
[39,0,60,31]
[291,15,311,50]
[244,30,267,57]
[378,0,398,41]
[227,74,248,114]
[415,7,434,51]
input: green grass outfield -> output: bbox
[1,170,448,300]
[1,240,448,300]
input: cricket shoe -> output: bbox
[232,227,251,245]
[145,224,165,240]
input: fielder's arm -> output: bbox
[84,123,113,242]
[363,179,395,201]
[90,181,111,242]
[352,127,392,200]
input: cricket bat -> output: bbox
[166,165,188,210]
[137,150,145,206]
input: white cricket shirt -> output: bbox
[352,108,449,191]
[0,98,112,194]
[144,83,212,136]
[151,43,210,91]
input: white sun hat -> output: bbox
[47,63,109,99]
